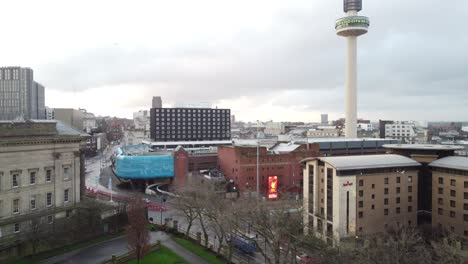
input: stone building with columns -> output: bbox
[0,120,86,257]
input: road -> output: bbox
[40,232,208,264]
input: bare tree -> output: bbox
[126,197,151,264]
[173,186,199,236]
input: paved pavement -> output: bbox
[40,232,208,264]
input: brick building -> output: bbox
[218,143,321,197]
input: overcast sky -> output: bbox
[1,0,467,122]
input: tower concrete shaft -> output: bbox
[345,35,357,138]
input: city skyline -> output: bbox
[1,0,467,121]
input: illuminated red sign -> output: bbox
[343,181,353,187]
[268,176,278,199]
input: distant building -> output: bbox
[133,110,150,131]
[0,120,86,256]
[152,96,162,108]
[45,107,55,120]
[0,67,46,120]
[302,155,421,241]
[357,123,373,132]
[321,114,328,124]
[53,108,84,131]
[382,121,418,143]
[307,127,340,138]
[150,107,231,142]
[264,122,285,136]
[80,109,97,133]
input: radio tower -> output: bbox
[336,0,369,138]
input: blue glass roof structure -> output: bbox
[114,146,174,179]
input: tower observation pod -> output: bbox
[335,0,369,138]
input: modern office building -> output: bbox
[335,0,369,138]
[302,155,421,242]
[150,107,231,142]
[0,120,86,257]
[429,156,468,239]
[152,96,162,108]
[321,114,329,125]
[0,67,46,120]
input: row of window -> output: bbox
[358,206,413,218]
[9,190,70,214]
[153,108,229,113]
[437,209,468,221]
[358,186,413,197]
[438,177,468,187]
[437,188,468,199]
[7,212,73,235]
[4,167,70,189]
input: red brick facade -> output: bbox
[218,144,320,197]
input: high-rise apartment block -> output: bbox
[150,107,231,142]
[0,67,46,120]
[321,114,329,125]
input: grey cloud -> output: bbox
[38,0,468,120]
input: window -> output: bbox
[12,174,19,188]
[408,206,413,212]
[439,188,444,195]
[30,171,36,185]
[371,204,375,210]
[396,197,400,204]
[359,180,364,187]
[372,184,375,189]
[408,196,413,202]
[46,193,52,207]
[66,210,72,218]
[438,208,443,215]
[46,170,52,182]
[465,192,468,199]
[408,186,413,193]
[13,199,19,214]
[465,215,468,222]
[408,176,413,183]
[397,177,401,184]
[438,198,443,205]
[450,200,456,208]
[451,179,456,186]
[465,181,468,188]
[396,207,401,214]
[359,201,363,208]
[396,187,401,194]
[30,196,36,210]
[438,177,444,184]
[450,211,456,218]
[47,215,54,224]
[384,178,389,184]
[358,212,363,218]
[384,198,389,205]
[64,189,69,203]
[371,194,375,199]
[14,223,20,233]
[384,188,389,195]
[359,190,363,197]
[384,209,389,216]
[450,190,456,197]
[465,203,468,211]
[63,167,70,179]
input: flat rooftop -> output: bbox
[303,154,421,171]
[143,140,232,146]
[383,144,464,151]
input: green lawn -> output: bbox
[127,246,187,264]
[173,237,225,264]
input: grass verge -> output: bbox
[173,237,225,264]
[127,245,187,264]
